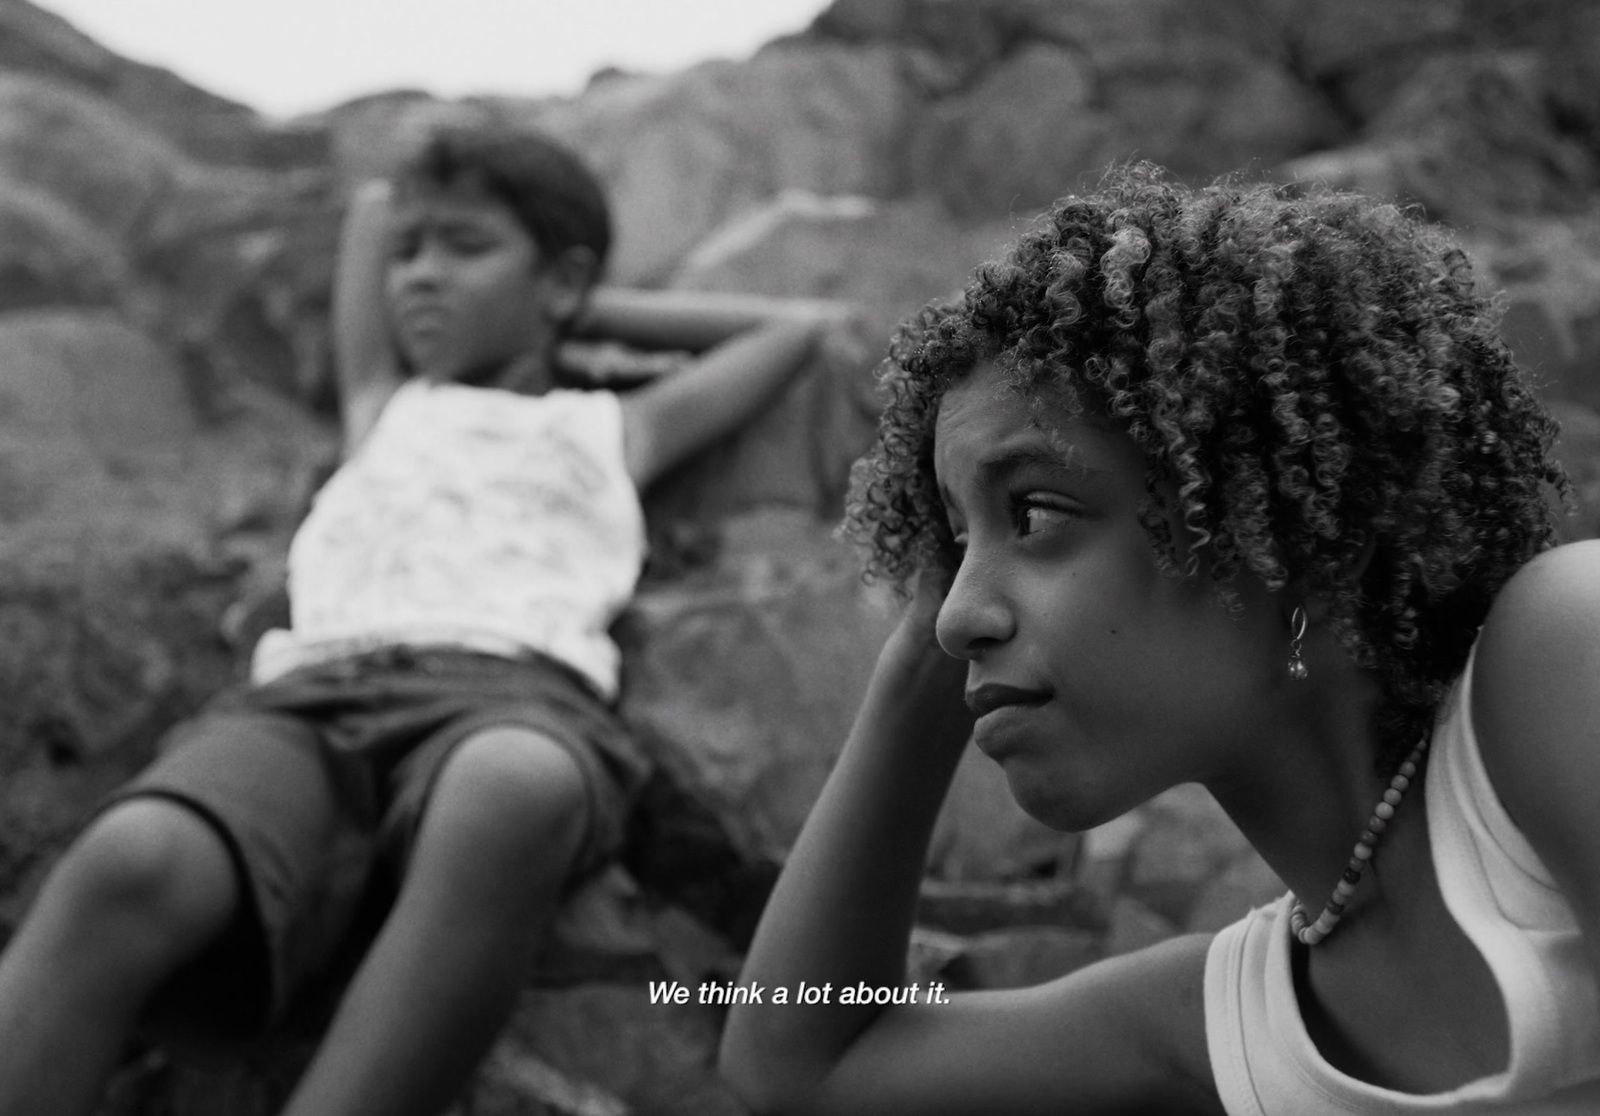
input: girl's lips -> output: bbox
[965,681,1052,718]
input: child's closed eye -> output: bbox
[441,231,496,255]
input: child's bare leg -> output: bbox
[0,799,240,1116]
[281,727,588,1116]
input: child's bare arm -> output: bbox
[571,287,847,355]
[606,291,850,490]
[332,180,405,452]
[718,580,1219,1116]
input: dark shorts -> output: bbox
[97,647,650,1043]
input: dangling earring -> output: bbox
[1287,606,1308,681]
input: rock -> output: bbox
[616,510,899,875]
[1184,853,1286,935]
[0,310,192,457]
[469,1048,631,1116]
[495,985,743,1116]
[533,865,742,988]
[0,70,343,408]
[940,925,1102,990]
[817,0,1344,217]
[137,166,342,406]
[812,0,1036,91]
[1122,784,1256,927]
[1537,2,1600,154]
[1548,400,1600,542]
[929,744,1081,882]
[915,878,1104,937]
[1103,895,1179,956]
[908,43,1110,220]
[1098,44,1337,185]
[1281,51,1599,222]
[1262,0,1467,124]
[0,71,187,240]
[0,0,323,169]
[1370,50,1597,215]
[912,31,1338,218]
[1073,818,1141,907]
[0,178,129,311]
[0,309,328,936]
[639,321,882,531]
[1466,216,1600,415]
[906,925,971,985]
[535,42,922,284]
[669,191,1018,343]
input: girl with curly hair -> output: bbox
[720,165,1600,1115]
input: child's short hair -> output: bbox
[845,163,1570,767]
[395,118,612,274]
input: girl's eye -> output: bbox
[1015,497,1077,537]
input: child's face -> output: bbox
[384,184,559,386]
[933,361,1285,831]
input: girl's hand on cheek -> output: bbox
[881,566,972,731]
[900,565,951,646]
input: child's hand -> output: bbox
[899,564,951,647]
[880,566,970,723]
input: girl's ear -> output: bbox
[540,245,601,325]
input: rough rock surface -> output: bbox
[0,0,1597,1112]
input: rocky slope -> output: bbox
[2,0,1598,1112]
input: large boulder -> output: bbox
[0,310,194,499]
[535,43,924,284]
[1284,50,1598,223]
[668,191,1018,341]
[0,0,322,169]
[1465,216,1600,417]
[0,308,331,932]
[0,69,345,407]
[0,72,186,241]
[0,179,129,311]
[638,323,882,534]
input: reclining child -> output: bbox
[0,117,843,1116]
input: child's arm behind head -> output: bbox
[331,179,406,453]
[605,290,855,490]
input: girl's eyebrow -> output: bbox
[938,445,1106,516]
[978,444,1107,484]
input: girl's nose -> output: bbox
[934,551,1015,660]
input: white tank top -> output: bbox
[251,380,646,700]
[1205,647,1600,1113]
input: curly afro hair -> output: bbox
[843,164,1570,768]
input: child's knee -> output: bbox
[426,728,590,870]
[56,798,239,951]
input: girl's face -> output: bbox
[933,361,1287,831]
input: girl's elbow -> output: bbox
[718,1027,831,1116]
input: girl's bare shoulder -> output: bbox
[1472,540,1600,948]
[1475,539,1600,698]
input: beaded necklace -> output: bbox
[1289,737,1430,946]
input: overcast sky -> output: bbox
[35,0,834,119]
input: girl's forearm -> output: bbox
[570,287,850,353]
[720,614,973,1102]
